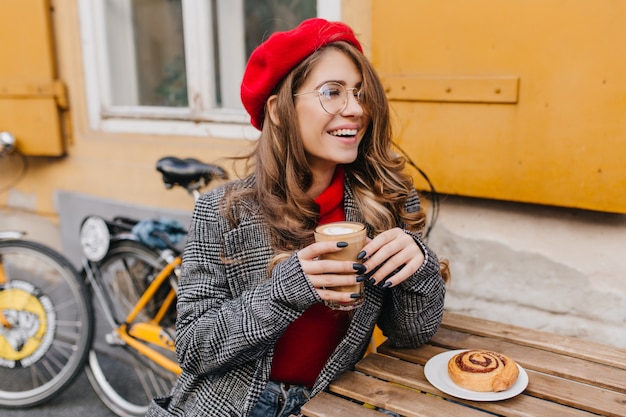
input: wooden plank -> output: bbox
[525,370,626,417]
[300,392,385,417]
[428,327,626,393]
[358,353,600,417]
[376,347,626,417]
[377,343,445,365]
[442,312,626,370]
[329,371,489,417]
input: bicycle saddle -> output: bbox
[156,156,228,189]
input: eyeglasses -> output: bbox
[293,82,362,115]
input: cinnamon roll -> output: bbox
[447,350,519,392]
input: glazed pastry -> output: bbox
[447,350,519,392]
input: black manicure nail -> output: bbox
[367,277,376,286]
[350,293,362,299]
[337,241,348,248]
[356,250,367,260]
[381,281,392,289]
[356,275,366,282]
[352,263,366,274]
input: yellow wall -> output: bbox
[372,0,626,213]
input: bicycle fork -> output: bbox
[83,257,182,375]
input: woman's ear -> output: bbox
[266,95,280,126]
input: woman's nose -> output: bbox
[341,92,363,116]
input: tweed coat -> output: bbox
[146,174,446,417]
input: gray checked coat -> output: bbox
[147,174,446,417]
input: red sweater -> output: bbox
[269,167,351,387]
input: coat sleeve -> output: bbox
[173,190,320,376]
[376,191,446,348]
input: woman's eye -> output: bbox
[325,88,342,98]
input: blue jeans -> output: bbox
[248,381,311,417]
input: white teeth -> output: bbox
[329,129,358,137]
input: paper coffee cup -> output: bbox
[314,221,366,310]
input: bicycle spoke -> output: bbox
[53,298,79,314]
[136,364,170,398]
[55,318,84,329]
[49,339,75,362]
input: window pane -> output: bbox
[243,0,316,59]
[105,0,188,107]
[212,0,316,109]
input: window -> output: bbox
[79,0,342,138]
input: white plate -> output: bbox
[424,349,529,401]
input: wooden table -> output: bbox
[300,311,626,417]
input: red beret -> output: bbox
[240,18,363,130]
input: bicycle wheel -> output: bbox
[0,239,93,407]
[84,240,178,417]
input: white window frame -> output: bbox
[78,0,342,139]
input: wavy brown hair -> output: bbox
[228,42,426,250]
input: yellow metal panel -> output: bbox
[0,0,55,77]
[372,0,626,213]
[0,0,66,156]
[383,75,519,103]
[0,99,62,156]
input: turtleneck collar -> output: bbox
[315,166,345,224]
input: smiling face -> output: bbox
[293,49,370,180]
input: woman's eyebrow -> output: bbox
[312,79,363,89]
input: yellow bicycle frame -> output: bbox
[114,256,182,375]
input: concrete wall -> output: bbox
[427,196,626,349]
[0,208,62,251]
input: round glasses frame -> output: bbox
[293,82,362,115]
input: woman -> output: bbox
[147,18,448,417]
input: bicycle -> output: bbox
[78,156,227,416]
[0,231,94,407]
[1,130,227,416]
[0,132,94,407]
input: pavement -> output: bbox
[0,372,116,417]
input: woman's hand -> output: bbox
[297,241,365,304]
[358,228,425,288]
